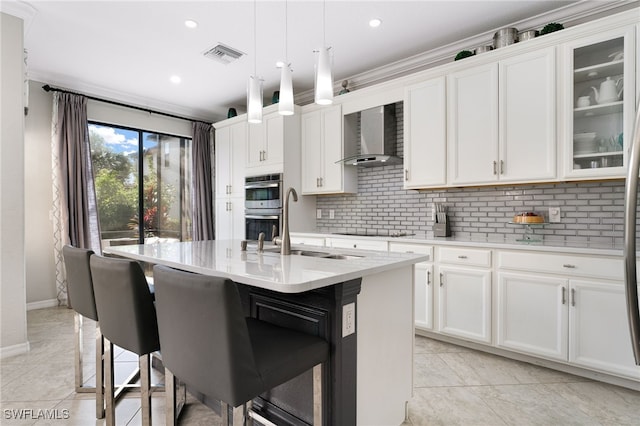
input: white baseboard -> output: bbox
[26,298,59,311]
[0,342,30,359]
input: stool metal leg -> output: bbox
[313,363,323,426]
[165,368,187,426]
[96,326,105,419]
[140,353,152,426]
[73,312,85,391]
[104,339,115,426]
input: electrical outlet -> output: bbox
[549,207,561,223]
[342,303,355,337]
[329,210,335,219]
[316,209,322,219]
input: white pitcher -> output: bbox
[591,76,623,104]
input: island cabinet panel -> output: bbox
[238,279,362,426]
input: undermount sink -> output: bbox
[262,247,363,260]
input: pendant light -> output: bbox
[314,0,333,105]
[278,0,294,115]
[247,0,262,123]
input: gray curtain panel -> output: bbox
[56,92,102,251]
[192,121,215,240]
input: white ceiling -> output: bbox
[5,0,607,122]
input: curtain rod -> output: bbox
[42,84,209,124]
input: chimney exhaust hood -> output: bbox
[339,103,401,167]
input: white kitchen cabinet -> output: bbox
[497,250,640,379]
[301,105,357,195]
[215,120,246,240]
[561,25,636,179]
[290,236,325,247]
[390,242,434,330]
[246,111,285,175]
[404,76,447,188]
[497,272,569,360]
[215,121,246,198]
[448,47,556,186]
[436,247,492,343]
[214,197,244,240]
[569,279,639,378]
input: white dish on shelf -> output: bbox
[574,132,596,144]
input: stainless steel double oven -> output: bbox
[244,174,282,241]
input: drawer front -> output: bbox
[438,247,492,268]
[498,251,623,281]
[291,236,325,247]
[326,238,388,251]
[389,242,433,259]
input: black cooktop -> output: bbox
[333,232,415,238]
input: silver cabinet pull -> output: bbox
[316,177,320,187]
[562,287,566,305]
[457,255,467,259]
[353,244,357,248]
[427,271,431,286]
[500,160,504,174]
[405,169,409,181]
[319,177,323,187]
[439,272,444,287]
[493,160,497,175]
[562,264,576,269]
[571,288,576,306]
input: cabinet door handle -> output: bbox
[457,255,467,259]
[561,286,566,305]
[405,169,409,181]
[562,264,576,269]
[316,177,320,187]
[571,288,576,307]
[500,160,504,174]
[439,272,444,287]
[319,177,323,187]
[493,160,497,175]
[427,271,431,286]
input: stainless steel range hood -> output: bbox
[339,104,401,167]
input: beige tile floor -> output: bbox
[1,307,639,425]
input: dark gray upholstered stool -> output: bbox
[62,245,104,419]
[90,255,161,426]
[153,265,329,426]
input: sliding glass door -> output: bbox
[88,123,192,246]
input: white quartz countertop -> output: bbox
[103,240,428,294]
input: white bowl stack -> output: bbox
[574,133,597,155]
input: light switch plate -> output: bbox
[316,209,322,219]
[342,303,355,337]
[549,207,561,223]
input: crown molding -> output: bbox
[0,0,38,35]
[294,0,639,106]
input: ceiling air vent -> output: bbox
[203,43,245,64]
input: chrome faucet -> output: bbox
[280,187,298,255]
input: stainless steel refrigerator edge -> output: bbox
[623,100,640,365]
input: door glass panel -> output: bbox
[572,36,624,170]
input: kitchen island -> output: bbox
[104,240,428,426]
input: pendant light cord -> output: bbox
[253,0,257,75]
[322,0,326,46]
[285,0,288,62]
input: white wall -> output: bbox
[1,12,29,357]
[24,80,56,306]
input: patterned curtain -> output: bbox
[51,92,102,306]
[191,121,215,240]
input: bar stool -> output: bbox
[62,245,104,419]
[153,265,329,426]
[90,255,160,426]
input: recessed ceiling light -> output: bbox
[275,61,285,68]
[184,20,198,29]
[170,75,181,84]
[369,18,382,28]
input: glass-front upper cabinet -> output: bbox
[562,26,636,179]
